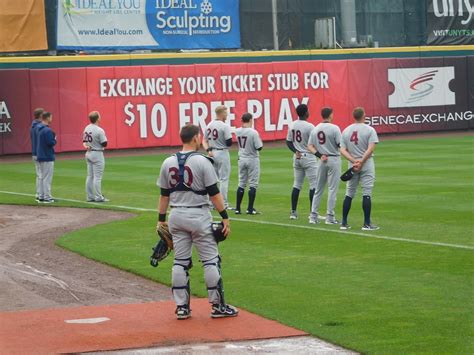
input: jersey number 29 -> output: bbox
[207,128,218,140]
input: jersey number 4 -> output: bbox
[207,128,218,140]
[237,136,247,149]
[168,167,193,187]
[350,131,359,145]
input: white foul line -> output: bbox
[0,190,472,251]
[65,317,110,324]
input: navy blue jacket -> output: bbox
[36,124,56,162]
[30,119,41,157]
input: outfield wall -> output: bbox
[0,48,473,155]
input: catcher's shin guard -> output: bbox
[203,255,225,305]
[172,257,193,308]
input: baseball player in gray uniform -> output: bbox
[234,113,263,215]
[308,107,342,225]
[286,104,318,220]
[202,105,233,209]
[340,107,380,231]
[82,111,109,202]
[158,124,238,320]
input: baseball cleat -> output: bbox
[95,197,110,202]
[325,219,340,225]
[340,223,351,230]
[86,199,95,202]
[36,198,44,203]
[246,209,260,215]
[362,224,380,231]
[211,304,239,318]
[290,210,298,220]
[42,199,55,204]
[234,210,241,215]
[175,305,191,320]
[308,213,318,224]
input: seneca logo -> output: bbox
[388,67,455,108]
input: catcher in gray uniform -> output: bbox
[234,113,263,215]
[83,111,109,202]
[340,107,380,231]
[286,104,318,220]
[308,107,342,225]
[202,105,233,209]
[157,124,238,320]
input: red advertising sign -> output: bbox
[0,57,472,155]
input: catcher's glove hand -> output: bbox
[211,221,226,243]
[150,222,173,267]
[156,222,173,249]
[340,167,355,182]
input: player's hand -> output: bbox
[321,154,328,162]
[352,160,362,172]
[156,220,167,232]
[208,151,214,158]
[221,219,230,237]
[295,151,302,159]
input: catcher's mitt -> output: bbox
[211,221,226,243]
[340,167,355,182]
[150,222,173,267]
[157,222,173,249]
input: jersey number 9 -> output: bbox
[317,131,326,144]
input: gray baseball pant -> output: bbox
[38,161,54,200]
[213,149,231,206]
[311,156,341,218]
[293,154,318,190]
[85,151,105,201]
[238,157,260,189]
[168,207,224,307]
[346,158,375,198]
[33,156,41,198]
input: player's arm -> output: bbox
[207,184,230,237]
[46,130,57,147]
[224,125,232,147]
[307,143,326,161]
[100,130,108,148]
[340,147,361,170]
[286,140,297,153]
[360,143,376,165]
[340,146,357,163]
[157,187,170,225]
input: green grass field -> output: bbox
[1,135,473,353]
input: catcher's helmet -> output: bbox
[211,221,226,243]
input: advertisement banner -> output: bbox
[57,0,240,50]
[0,57,472,155]
[426,0,474,45]
[0,0,48,53]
